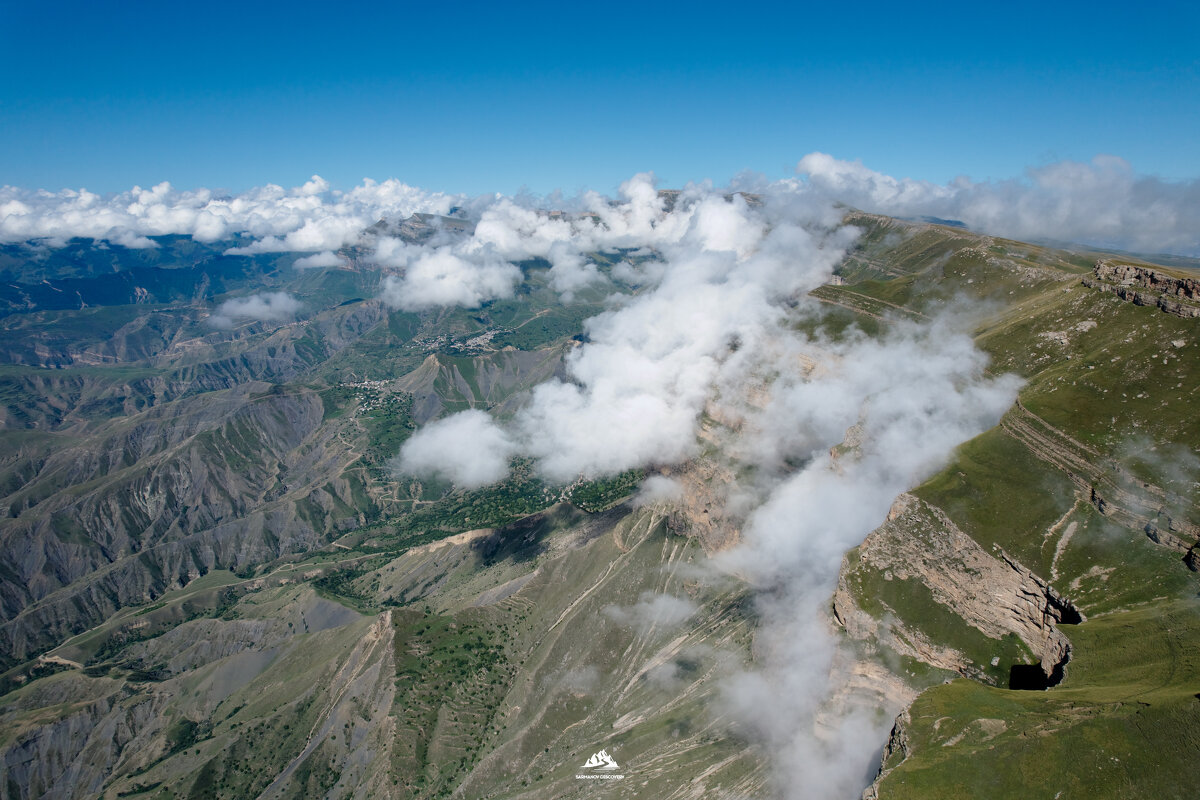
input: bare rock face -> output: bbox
[366,213,475,244]
[663,459,742,553]
[1093,261,1200,301]
[847,494,1087,799]
[1082,261,1200,318]
[1185,543,1200,572]
[835,494,1080,681]
[861,708,911,800]
[0,682,173,799]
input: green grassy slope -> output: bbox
[828,215,1200,799]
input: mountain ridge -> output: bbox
[0,207,1194,799]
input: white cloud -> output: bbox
[394,187,855,483]
[796,152,1200,255]
[633,475,683,506]
[293,250,344,269]
[603,591,698,631]
[0,176,454,250]
[368,235,419,268]
[4,156,1198,261]
[378,249,523,311]
[546,242,608,300]
[207,291,302,329]
[396,409,515,489]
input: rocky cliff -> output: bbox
[834,494,1079,684]
[1082,260,1200,318]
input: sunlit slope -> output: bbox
[371,505,765,800]
[0,250,610,672]
[876,600,1200,800]
[1,217,1196,799]
[0,503,766,799]
[822,214,1200,799]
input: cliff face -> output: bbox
[861,709,910,800]
[835,494,1079,683]
[1082,260,1200,318]
[1092,261,1200,301]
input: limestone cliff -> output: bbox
[834,494,1080,682]
[1082,260,1200,318]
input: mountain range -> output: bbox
[0,196,1196,800]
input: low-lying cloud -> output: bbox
[392,181,1019,798]
[379,249,523,311]
[602,591,699,631]
[0,176,453,251]
[208,291,302,329]
[397,409,515,489]
[397,186,858,484]
[4,154,1198,258]
[794,152,1200,256]
[292,250,345,269]
[633,475,683,506]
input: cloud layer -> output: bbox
[795,152,1200,255]
[0,177,453,250]
[4,154,1198,257]
[391,180,1019,798]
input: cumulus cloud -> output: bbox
[796,152,1200,255]
[392,178,1020,798]
[459,196,853,483]
[4,154,1198,263]
[0,176,454,250]
[292,250,344,269]
[368,235,420,268]
[396,409,515,489]
[208,291,302,329]
[379,249,523,311]
[545,242,608,300]
[389,187,855,488]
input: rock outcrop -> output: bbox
[1082,260,1200,318]
[862,709,910,800]
[834,494,1080,681]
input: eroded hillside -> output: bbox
[0,211,1196,800]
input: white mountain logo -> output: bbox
[581,749,620,770]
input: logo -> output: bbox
[575,748,626,781]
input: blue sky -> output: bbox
[2,0,1197,196]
